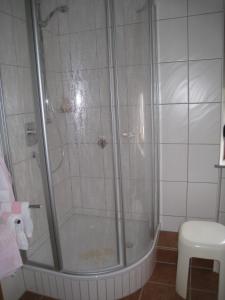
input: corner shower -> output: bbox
[0,0,159,297]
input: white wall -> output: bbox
[156,0,224,231]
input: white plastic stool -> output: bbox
[176,221,225,300]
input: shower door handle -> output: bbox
[121,132,136,138]
[29,204,42,209]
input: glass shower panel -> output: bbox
[113,0,154,265]
[40,0,119,272]
[0,1,54,265]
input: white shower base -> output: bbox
[22,224,159,300]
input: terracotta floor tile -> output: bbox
[0,285,3,300]
[120,289,141,300]
[20,291,42,300]
[20,292,56,300]
[158,231,178,249]
[191,268,219,292]
[141,282,183,300]
[190,289,217,300]
[150,263,177,286]
[156,248,178,264]
[191,258,213,270]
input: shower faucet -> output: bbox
[25,122,38,147]
[97,136,108,149]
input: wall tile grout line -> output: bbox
[157,9,224,22]
[158,101,222,105]
[158,57,223,64]
[159,142,220,146]
[160,179,218,183]
[185,0,190,224]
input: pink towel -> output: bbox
[0,156,33,246]
[0,224,23,279]
[0,202,33,250]
[0,202,22,214]
[0,157,15,203]
[0,202,33,238]
[0,202,27,215]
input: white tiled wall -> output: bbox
[50,0,154,222]
[156,0,224,231]
[50,0,115,220]
[40,1,73,227]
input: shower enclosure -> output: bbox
[0,0,159,284]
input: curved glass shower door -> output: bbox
[39,0,120,272]
[113,0,155,265]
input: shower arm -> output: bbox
[39,7,59,27]
[39,5,68,27]
[35,3,65,174]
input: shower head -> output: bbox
[40,5,69,27]
[136,0,148,13]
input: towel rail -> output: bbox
[29,204,42,209]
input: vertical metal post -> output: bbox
[146,0,156,238]
[105,0,127,267]
[215,1,225,221]
[25,0,63,270]
[216,169,222,222]
[150,2,160,234]
[218,2,225,167]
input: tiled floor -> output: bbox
[20,231,219,300]
[122,231,218,300]
[0,285,3,300]
[20,292,54,300]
